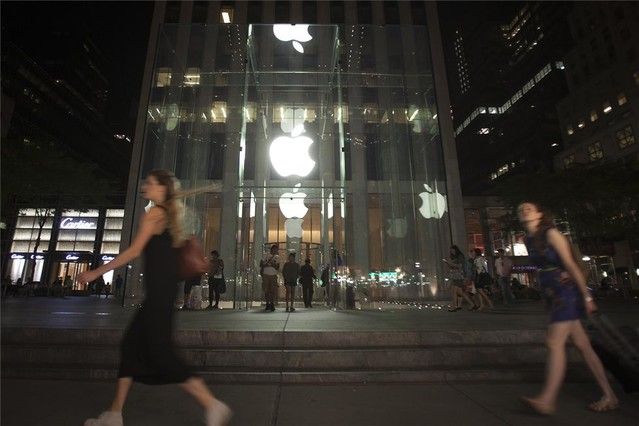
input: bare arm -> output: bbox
[77,207,165,284]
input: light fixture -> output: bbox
[551,142,558,147]
[478,128,490,135]
[221,12,231,24]
[408,109,419,122]
[582,256,591,262]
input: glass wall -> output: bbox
[128,24,452,308]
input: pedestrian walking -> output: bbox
[207,250,225,310]
[282,252,300,312]
[94,276,106,299]
[260,244,280,312]
[470,249,494,311]
[495,249,515,304]
[78,169,231,426]
[300,258,316,308]
[115,274,123,299]
[63,274,73,297]
[444,245,477,312]
[518,201,618,415]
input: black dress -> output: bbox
[118,230,193,384]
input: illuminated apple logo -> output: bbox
[273,24,312,53]
[279,184,307,238]
[285,218,304,239]
[279,184,308,219]
[418,184,447,219]
[386,217,407,238]
[270,107,315,177]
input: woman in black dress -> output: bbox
[78,170,231,426]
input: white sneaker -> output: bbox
[84,411,123,426]
[205,399,232,426]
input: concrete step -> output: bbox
[1,364,591,384]
[1,327,548,347]
[2,326,580,384]
[1,344,582,369]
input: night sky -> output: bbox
[1,1,153,137]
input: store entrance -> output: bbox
[234,187,346,309]
[53,261,90,290]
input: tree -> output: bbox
[1,137,114,282]
[495,163,639,253]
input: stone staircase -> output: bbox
[1,327,589,384]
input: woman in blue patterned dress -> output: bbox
[518,202,618,414]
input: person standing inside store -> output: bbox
[208,250,225,310]
[300,258,316,308]
[78,169,231,426]
[260,244,280,312]
[282,252,300,312]
[114,274,123,300]
[495,249,514,304]
[320,264,330,305]
[518,201,618,415]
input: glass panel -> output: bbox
[129,24,451,309]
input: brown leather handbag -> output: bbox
[178,235,209,280]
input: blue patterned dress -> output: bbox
[525,232,585,323]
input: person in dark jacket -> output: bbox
[299,258,316,308]
[282,252,300,312]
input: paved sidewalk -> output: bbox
[2,296,639,332]
[2,379,638,426]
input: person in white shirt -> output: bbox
[260,244,280,312]
[495,248,515,304]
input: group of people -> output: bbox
[71,170,618,426]
[261,244,328,312]
[444,246,514,312]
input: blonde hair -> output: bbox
[148,170,183,247]
[148,170,215,247]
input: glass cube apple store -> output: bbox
[124,23,460,308]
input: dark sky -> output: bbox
[1,1,153,136]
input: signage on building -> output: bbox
[512,265,538,272]
[60,217,97,230]
[101,255,115,261]
[11,253,44,260]
[65,254,80,261]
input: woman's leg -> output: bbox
[450,286,458,308]
[570,321,618,402]
[530,321,573,408]
[109,377,133,412]
[290,286,295,309]
[214,287,220,308]
[285,286,290,309]
[481,289,494,308]
[181,376,231,425]
[181,377,217,408]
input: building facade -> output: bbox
[6,207,125,290]
[442,2,574,194]
[122,1,464,308]
[555,2,639,169]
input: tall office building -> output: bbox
[122,1,464,307]
[442,2,574,194]
[555,2,639,169]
